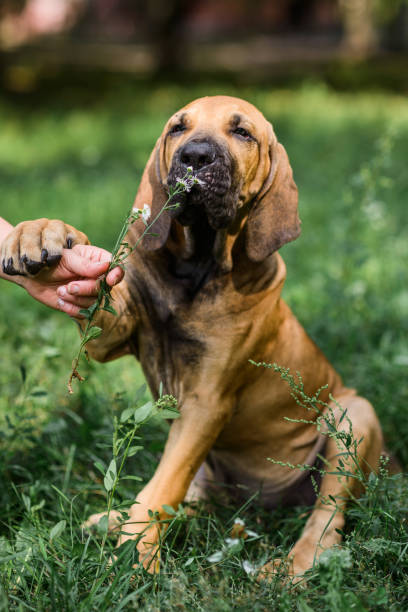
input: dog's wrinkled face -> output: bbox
[133,95,299,262]
[162,96,272,231]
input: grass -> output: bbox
[1,79,408,610]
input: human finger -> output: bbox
[61,248,110,278]
[71,244,112,264]
[64,279,101,298]
[56,297,84,318]
[57,287,96,308]
[106,266,124,286]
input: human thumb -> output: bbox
[61,248,110,278]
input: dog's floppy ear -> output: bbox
[245,140,300,262]
[130,137,171,251]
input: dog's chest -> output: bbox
[128,257,228,395]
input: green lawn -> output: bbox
[1,81,408,610]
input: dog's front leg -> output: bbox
[118,396,233,572]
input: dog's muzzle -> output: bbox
[167,138,238,230]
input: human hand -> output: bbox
[17,244,124,318]
[1,218,89,276]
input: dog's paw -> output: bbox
[256,558,293,584]
[82,510,123,534]
[256,551,312,585]
[1,218,89,276]
[115,523,161,574]
[134,541,160,574]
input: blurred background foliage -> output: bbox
[1,0,408,89]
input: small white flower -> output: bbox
[173,169,206,196]
[142,203,151,223]
[131,204,151,224]
[234,518,245,526]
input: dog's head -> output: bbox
[132,96,300,264]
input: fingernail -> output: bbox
[57,298,65,308]
[57,286,67,297]
[69,284,79,295]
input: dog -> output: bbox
[2,96,384,579]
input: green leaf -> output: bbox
[133,401,153,424]
[22,493,31,512]
[97,515,109,534]
[102,303,118,316]
[38,537,48,560]
[120,407,135,423]
[120,475,142,481]
[84,326,103,342]
[104,458,117,492]
[79,301,99,320]
[49,519,66,542]
[162,504,177,516]
[127,445,143,457]
[93,461,105,476]
[103,295,117,316]
[159,409,180,420]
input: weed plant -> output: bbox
[68,168,200,393]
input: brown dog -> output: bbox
[2,96,383,579]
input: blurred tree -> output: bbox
[338,0,408,58]
[338,0,378,58]
[144,0,191,75]
[74,0,193,74]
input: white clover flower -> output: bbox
[142,203,151,223]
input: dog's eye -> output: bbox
[232,126,252,140]
[169,123,185,135]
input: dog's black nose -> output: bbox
[179,141,216,170]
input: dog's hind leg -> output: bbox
[259,392,383,581]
